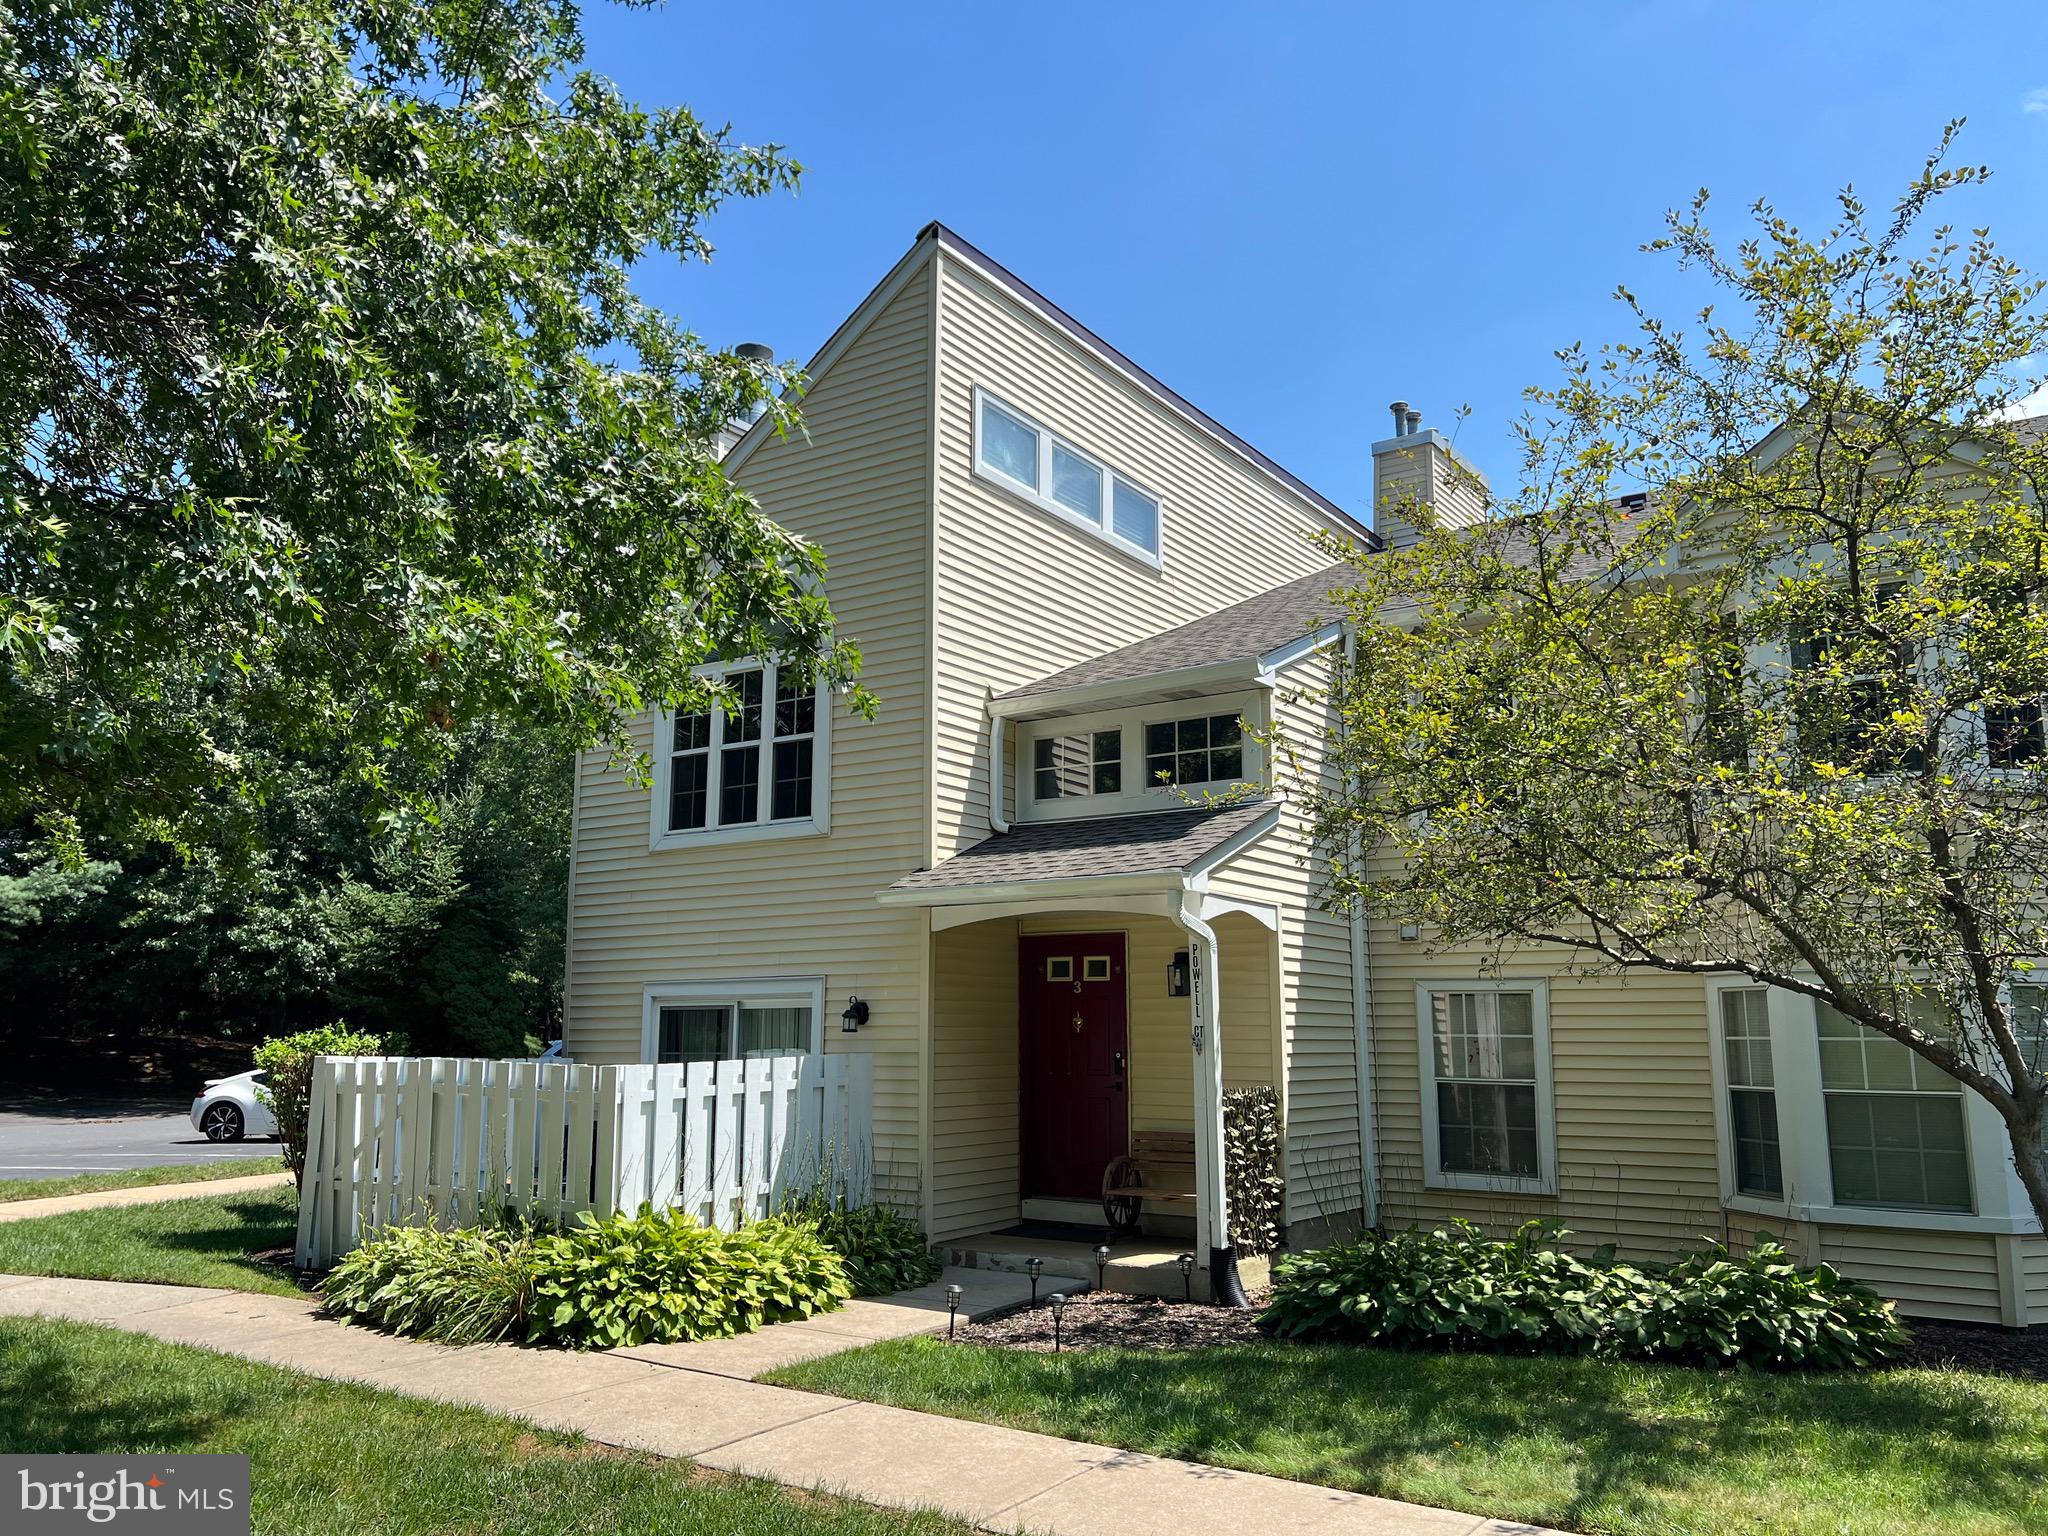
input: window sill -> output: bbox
[648,819,828,854]
[1423,1170,1558,1198]
[1723,1193,2042,1237]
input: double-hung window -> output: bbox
[656,661,826,847]
[973,389,1162,562]
[1419,982,1553,1191]
[1719,988,1784,1197]
[1816,1001,1970,1213]
[1790,581,1922,774]
[645,981,820,1065]
[2012,983,2048,1156]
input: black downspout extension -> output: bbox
[1209,1244,1249,1308]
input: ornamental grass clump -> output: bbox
[321,1222,539,1345]
[1263,1220,1900,1369]
[779,1191,941,1297]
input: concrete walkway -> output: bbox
[0,1271,1556,1536]
[0,1170,294,1223]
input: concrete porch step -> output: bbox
[938,1231,1268,1304]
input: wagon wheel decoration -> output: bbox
[1101,1155,1143,1235]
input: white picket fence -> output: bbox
[294,1053,873,1269]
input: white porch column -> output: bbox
[1179,891,1248,1306]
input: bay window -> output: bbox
[973,388,1162,561]
[1719,987,1784,1198]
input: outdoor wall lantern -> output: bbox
[1048,1292,1068,1352]
[1176,1252,1195,1303]
[840,995,870,1032]
[1167,950,1190,997]
[946,1282,962,1340]
[1026,1256,1044,1305]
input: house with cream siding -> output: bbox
[564,222,2048,1320]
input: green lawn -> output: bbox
[1,1316,968,1536]
[0,1186,303,1296]
[0,1156,285,1203]
[769,1335,2048,1536]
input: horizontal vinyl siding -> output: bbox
[929,255,1352,863]
[564,260,935,1205]
[1207,650,1363,1226]
[930,920,1018,1240]
[1816,1228,2005,1324]
[1370,939,1724,1259]
[2025,1237,2048,1324]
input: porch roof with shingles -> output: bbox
[999,565,1350,701]
[885,802,1273,894]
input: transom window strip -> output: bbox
[1816,1001,1969,1214]
[1145,713,1243,787]
[974,390,1161,558]
[667,662,820,835]
[1429,989,1540,1180]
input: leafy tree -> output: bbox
[0,720,570,1063]
[1308,131,2048,1231]
[1,0,864,853]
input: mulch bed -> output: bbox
[1894,1319,2048,1382]
[954,1288,2048,1380]
[956,1289,1272,1352]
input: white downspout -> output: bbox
[1177,885,1247,1306]
[1341,623,1378,1228]
[985,694,1013,834]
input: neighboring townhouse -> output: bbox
[564,222,2048,1322]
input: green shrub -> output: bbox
[1263,1221,1900,1370]
[1222,1086,1283,1256]
[252,1024,391,1182]
[322,1206,852,1350]
[783,1196,941,1296]
[320,1222,538,1344]
[530,1207,850,1349]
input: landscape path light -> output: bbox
[946,1282,962,1340]
[1093,1243,1110,1291]
[1177,1252,1194,1303]
[1048,1292,1067,1353]
[1026,1256,1043,1306]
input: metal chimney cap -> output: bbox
[1389,400,1410,435]
[734,341,775,364]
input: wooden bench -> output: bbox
[1101,1130,1196,1236]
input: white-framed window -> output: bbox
[1703,977,2036,1234]
[1013,692,1266,824]
[640,978,824,1064]
[972,387,1162,563]
[1718,987,1784,1198]
[1143,712,1244,789]
[1033,729,1122,801]
[1816,1001,1971,1214]
[1416,979,1556,1194]
[649,659,830,850]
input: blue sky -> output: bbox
[582,1,2048,525]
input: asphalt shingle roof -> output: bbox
[1001,565,1351,701]
[886,801,1274,894]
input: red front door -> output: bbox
[1020,933,1129,1200]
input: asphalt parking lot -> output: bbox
[0,1097,279,1181]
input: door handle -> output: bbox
[1112,1051,1125,1080]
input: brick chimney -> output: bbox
[1371,401,1489,549]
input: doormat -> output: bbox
[991,1219,1106,1245]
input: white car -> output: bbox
[190,1069,280,1143]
